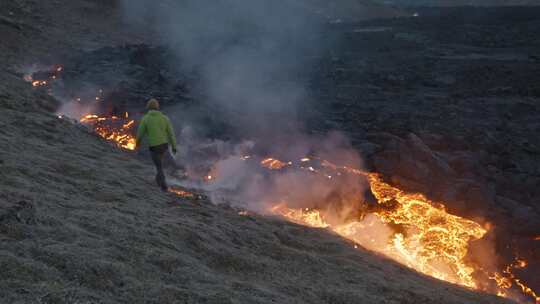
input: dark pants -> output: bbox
[149,143,169,191]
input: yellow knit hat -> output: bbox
[146,98,160,110]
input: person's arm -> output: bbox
[136,117,146,149]
[165,116,177,152]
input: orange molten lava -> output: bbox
[271,204,329,228]
[262,156,538,303]
[24,64,64,88]
[80,113,136,150]
[490,258,539,303]
[261,158,290,170]
[169,188,195,198]
[32,80,48,87]
[271,170,485,288]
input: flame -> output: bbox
[24,64,64,88]
[79,114,136,150]
[32,80,47,87]
[534,235,540,241]
[123,120,134,129]
[169,188,195,198]
[260,156,538,303]
[489,258,540,303]
[516,280,540,303]
[271,204,329,228]
[261,158,290,170]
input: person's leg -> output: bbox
[150,144,168,190]
[152,144,169,191]
[157,144,169,191]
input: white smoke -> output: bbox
[121,1,373,220]
[118,0,344,139]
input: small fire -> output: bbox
[24,64,64,88]
[169,188,195,198]
[79,113,136,150]
[271,204,329,228]
[32,80,48,87]
[534,235,540,241]
[260,158,290,170]
[489,258,540,303]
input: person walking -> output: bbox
[136,98,177,191]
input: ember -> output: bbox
[490,258,540,302]
[24,64,64,88]
[169,188,195,198]
[32,80,48,87]
[271,204,329,228]
[79,113,136,150]
[260,158,290,170]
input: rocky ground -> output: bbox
[308,6,540,280]
[0,0,537,303]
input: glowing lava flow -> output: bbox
[80,113,136,150]
[22,65,138,150]
[261,157,538,303]
[261,158,290,170]
[271,169,485,288]
[364,173,485,287]
[24,65,63,87]
[489,258,540,303]
[169,188,195,198]
[271,205,329,228]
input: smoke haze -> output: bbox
[120,0,333,137]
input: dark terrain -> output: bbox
[312,6,540,292]
[1,1,539,303]
[312,6,540,213]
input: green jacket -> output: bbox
[136,110,177,148]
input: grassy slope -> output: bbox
[0,1,512,303]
